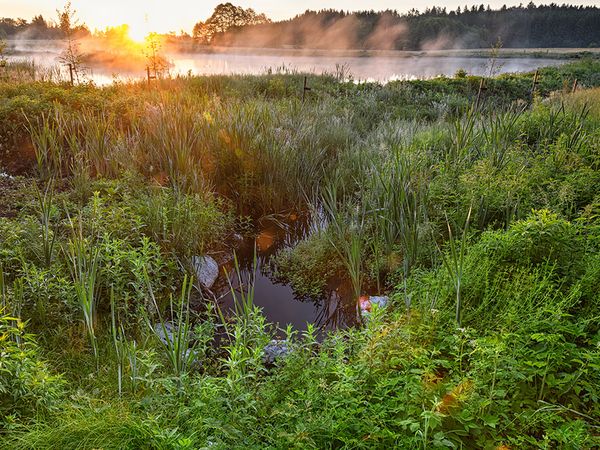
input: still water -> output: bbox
[212,217,358,333]
[6,40,564,85]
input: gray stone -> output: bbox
[263,339,290,365]
[370,296,389,308]
[192,255,219,289]
[153,322,175,346]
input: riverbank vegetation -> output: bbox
[1,59,600,448]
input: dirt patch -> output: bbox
[0,175,35,218]
[0,138,37,176]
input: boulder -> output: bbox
[192,255,219,289]
[263,339,290,365]
[153,322,176,346]
[370,296,389,308]
[359,295,389,315]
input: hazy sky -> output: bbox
[1,0,598,34]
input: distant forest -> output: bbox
[205,3,600,50]
[0,15,89,40]
[2,3,599,50]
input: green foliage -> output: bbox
[134,188,232,258]
[0,311,64,423]
[1,63,600,449]
[480,209,584,278]
[272,232,343,298]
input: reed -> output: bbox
[65,217,100,362]
[482,108,523,170]
[27,111,65,180]
[321,179,366,318]
[34,179,57,267]
[439,206,472,327]
[367,149,428,310]
[144,272,197,385]
[447,106,480,168]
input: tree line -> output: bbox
[0,14,89,40]
[200,3,600,49]
[2,3,598,50]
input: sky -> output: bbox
[1,0,598,35]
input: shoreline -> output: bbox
[6,40,600,60]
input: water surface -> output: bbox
[6,40,565,85]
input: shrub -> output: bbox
[271,232,343,298]
[0,311,64,422]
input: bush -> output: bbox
[271,232,344,298]
[134,188,232,259]
[0,312,64,422]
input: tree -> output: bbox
[56,2,86,83]
[144,32,169,78]
[193,3,270,44]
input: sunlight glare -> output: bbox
[126,16,153,43]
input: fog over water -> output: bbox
[6,40,564,85]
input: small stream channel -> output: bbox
[206,215,359,332]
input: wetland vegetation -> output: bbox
[1,57,600,448]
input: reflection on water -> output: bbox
[170,53,563,83]
[214,215,358,332]
[6,41,564,85]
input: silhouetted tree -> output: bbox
[57,2,86,83]
[193,3,270,44]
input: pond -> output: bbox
[5,40,565,85]
[205,215,359,333]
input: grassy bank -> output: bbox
[1,59,599,448]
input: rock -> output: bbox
[359,295,389,316]
[153,322,176,346]
[359,295,371,312]
[263,339,290,365]
[192,255,219,289]
[370,296,389,308]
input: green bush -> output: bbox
[272,232,344,298]
[133,188,232,259]
[0,312,64,422]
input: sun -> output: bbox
[126,17,153,43]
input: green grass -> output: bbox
[1,60,600,448]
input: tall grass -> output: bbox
[134,99,208,194]
[368,149,428,310]
[439,206,472,327]
[34,179,57,267]
[65,218,101,362]
[76,109,121,178]
[321,179,366,319]
[27,111,65,180]
[144,272,198,386]
[482,108,523,170]
[445,106,483,170]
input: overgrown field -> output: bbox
[1,59,600,449]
